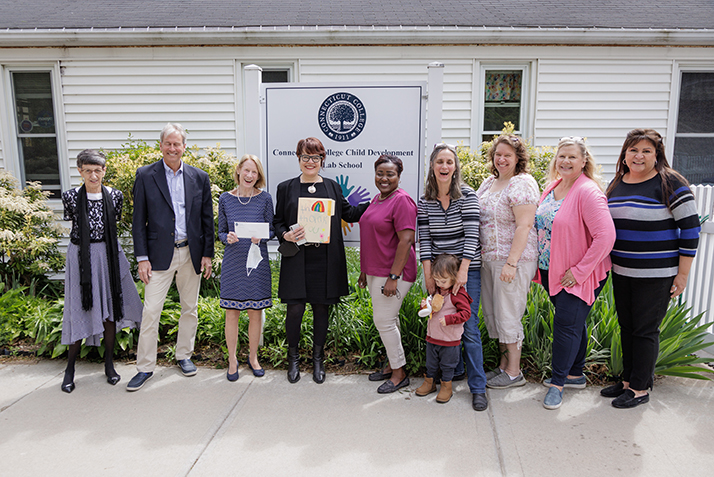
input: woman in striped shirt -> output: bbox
[417,143,488,411]
[605,129,701,409]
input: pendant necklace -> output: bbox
[237,188,254,205]
[301,175,319,194]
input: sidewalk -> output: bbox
[1,360,714,476]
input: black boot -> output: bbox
[287,347,300,383]
[313,345,325,384]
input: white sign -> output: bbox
[233,222,270,239]
[262,82,426,245]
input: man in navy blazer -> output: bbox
[127,123,214,391]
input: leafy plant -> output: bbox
[0,170,66,294]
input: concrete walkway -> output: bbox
[1,360,714,476]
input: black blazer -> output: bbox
[273,176,367,300]
[132,159,215,274]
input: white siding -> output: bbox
[61,58,238,186]
[299,58,473,144]
[533,59,674,177]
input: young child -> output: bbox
[416,253,473,403]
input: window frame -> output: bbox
[473,62,531,145]
[1,63,68,201]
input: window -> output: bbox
[481,68,526,142]
[261,69,290,83]
[10,71,62,198]
[673,71,714,184]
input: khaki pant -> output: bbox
[136,246,201,372]
[366,275,413,370]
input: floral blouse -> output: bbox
[535,190,564,270]
[476,174,539,262]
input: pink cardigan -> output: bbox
[537,173,616,306]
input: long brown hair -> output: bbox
[487,135,530,178]
[605,129,690,210]
[424,143,463,201]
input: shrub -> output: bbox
[0,170,66,294]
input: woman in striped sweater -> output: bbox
[417,143,488,411]
[605,129,701,409]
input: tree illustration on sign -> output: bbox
[329,103,355,131]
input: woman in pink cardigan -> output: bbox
[535,137,616,410]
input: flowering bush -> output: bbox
[0,170,66,293]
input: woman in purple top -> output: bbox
[358,154,417,394]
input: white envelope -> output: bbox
[234,222,270,239]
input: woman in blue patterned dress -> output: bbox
[61,149,143,393]
[218,154,274,381]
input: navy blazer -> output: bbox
[132,159,215,274]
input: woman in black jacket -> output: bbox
[274,137,368,384]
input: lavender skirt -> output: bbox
[62,242,143,346]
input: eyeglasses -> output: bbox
[559,136,585,144]
[80,168,105,176]
[299,155,323,163]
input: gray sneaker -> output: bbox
[487,370,525,389]
[485,367,503,380]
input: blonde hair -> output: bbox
[233,154,266,190]
[547,137,605,191]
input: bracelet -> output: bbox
[505,262,517,268]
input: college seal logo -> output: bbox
[318,92,366,142]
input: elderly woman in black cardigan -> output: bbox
[274,137,368,384]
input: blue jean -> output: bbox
[540,269,606,387]
[453,268,487,393]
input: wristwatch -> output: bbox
[388,274,400,280]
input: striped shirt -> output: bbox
[417,185,481,270]
[607,174,700,278]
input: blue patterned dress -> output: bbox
[218,190,274,310]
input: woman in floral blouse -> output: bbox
[476,135,539,390]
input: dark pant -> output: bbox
[286,303,329,348]
[612,272,674,391]
[426,342,461,382]
[540,269,606,387]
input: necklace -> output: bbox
[301,175,320,194]
[236,187,254,205]
[378,188,398,202]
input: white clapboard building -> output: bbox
[1,0,713,198]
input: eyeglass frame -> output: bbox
[299,154,324,163]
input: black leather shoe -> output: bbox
[313,345,326,384]
[177,359,197,377]
[126,372,153,392]
[472,392,488,411]
[368,369,392,382]
[106,375,121,386]
[61,382,75,393]
[287,347,300,383]
[600,381,626,398]
[612,389,649,409]
[377,376,410,394]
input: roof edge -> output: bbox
[1,26,713,48]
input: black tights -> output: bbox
[63,320,118,386]
[286,303,329,349]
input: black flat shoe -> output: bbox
[61,382,75,394]
[106,375,121,386]
[377,376,410,394]
[600,381,626,398]
[612,389,649,409]
[368,369,392,382]
[472,392,488,411]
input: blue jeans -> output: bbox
[540,269,606,387]
[453,268,487,393]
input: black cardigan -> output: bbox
[273,176,368,300]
